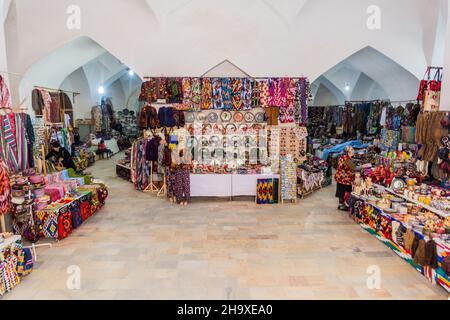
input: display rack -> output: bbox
[374,183,450,219]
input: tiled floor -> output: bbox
[4,154,448,300]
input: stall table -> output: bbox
[190,174,280,199]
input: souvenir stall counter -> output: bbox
[133,75,312,205]
[349,187,450,293]
[297,155,332,198]
[9,169,109,243]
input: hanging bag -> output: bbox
[417,67,431,101]
[423,69,442,112]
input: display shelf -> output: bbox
[351,193,450,294]
[374,183,450,218]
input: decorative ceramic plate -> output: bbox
[208,112,219,123]
[244,112,255,123]
[197,113,207,122]
[225,123,237,134]
[391,178,406,191]
[234,112,244,123]
[221,111,232,123]
[210,136,221,147]
[186,137,198,148]
[255,112,265,123]
[200,137,209,147]
[185,112,195,123]
[238,124,249,134]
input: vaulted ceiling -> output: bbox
[1,0,448,109]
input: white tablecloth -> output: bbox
[190,174,232,197]
[190,174,280,198]
[232,174,280,196]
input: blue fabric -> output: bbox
[321,140,369,160]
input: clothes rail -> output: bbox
[0,70,22,77]
[143,76,308,80]
[34,86,80,96]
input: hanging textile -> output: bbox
[157,78,168,100]
[0,160,11,216]
[139,79,158,103]
[231,78,243,110]
[251,80,261,108]
[211,78,223,110]
[167,78,183,104]
[182,78,193,110]
[0,76,12,109]
[201,78,212,110]
[298,78,309,125]
[221,78,233,111]
[260,79,270,108]
[191,78,202,111]
[242,78,253,110]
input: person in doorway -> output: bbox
[46,140,77,171]
[335,146,356,211]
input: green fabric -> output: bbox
[67,168,92,185]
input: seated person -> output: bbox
[46,141,77,171]
[97,140,113,159]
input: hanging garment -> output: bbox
[201,78,212,110]
[157,78,168,100]
[32,89,44,116]
[167,78,183,104]
[242,78,253,110]
[0,76,11,109]
[265,107,280,126]
[146,136,161,162]
[221,78,233,110]
[231,78,243,110]
[211,78,223,110]
[298,78,310,125]
[139,79,158,103]
[174,168,190,204]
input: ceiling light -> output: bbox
[345,84,350,91]
[128,69,134,76]
[98,86,105,95]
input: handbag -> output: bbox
[417,67,431,101]
[442,256,450,276]
[423,90,440,112]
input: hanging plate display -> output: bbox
[255,112,265,123]
[234,112,244,123]
[221,111,232,123]
[208,112,219,123]
[185,112,195,123]
[244,112,255,123]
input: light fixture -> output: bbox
[98,86,105,95]
[345,84,350,91]
[128,69,134,76]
